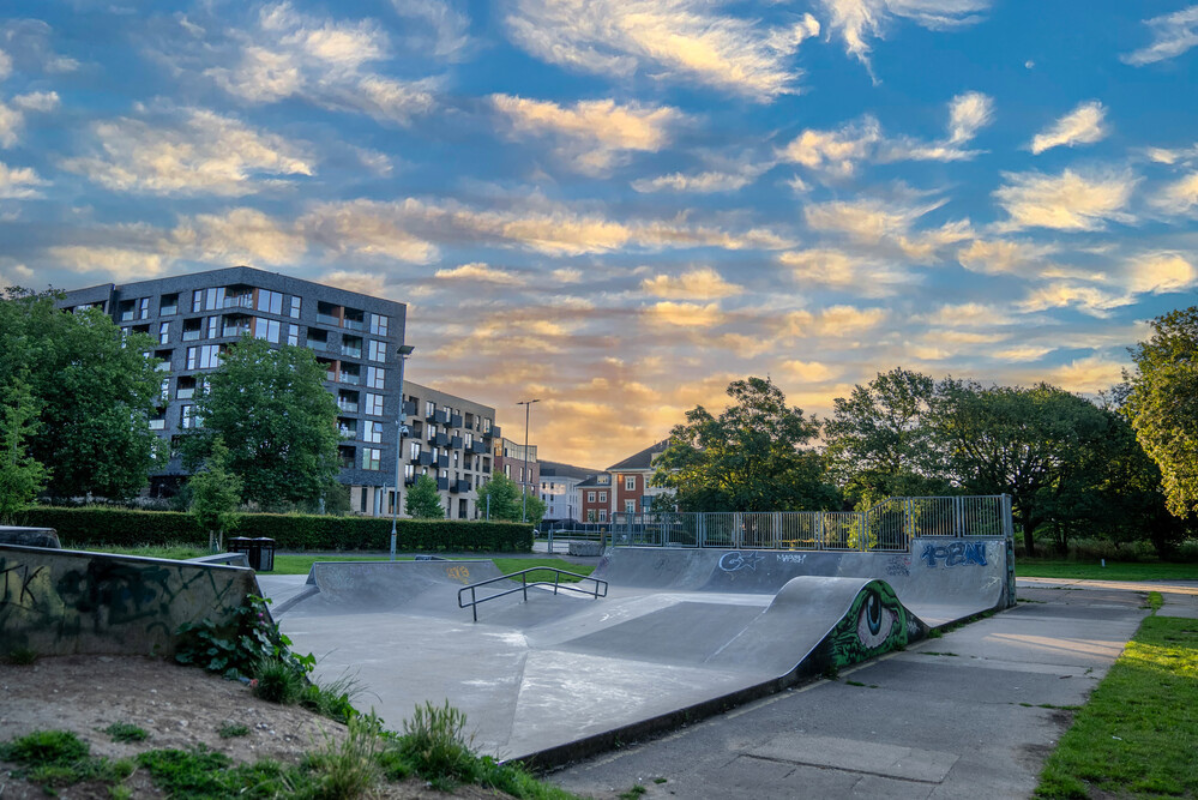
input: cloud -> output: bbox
[317,269,389,297]
[779,248,914,295]
[1147,172,1198,216]
[552,268,582,283]
[1124,251,1197,294]
[994,345,1055,362]
[503,0,820,101]
[170,207,307,264]
[993,168,1138,231]
[956,238,1058,277]
[204,3,435,125]
[491,95,682,175]
[0,160,45,198]
[780,116,882,178]
[1121,6,1198,66]
[0,20,80,76]
[1048,355,1124,393]
[947,91,994,144]
[915,302,1016,328]
[60,107,314,196]
[11,91,59,112]
[781,360,840,381]
[784,304,889,336]
[0,48,9,81]
[1029,101,1107,154]
[298,199,440,262]
[435,262,528,285]
[390,0,472,59]
[640,267,743,299]
[1017,282,1131,317]
[645,301,727,327]
[47,244,172,282]
[818,0,989,77]
[631,164,769,194]
[0,102,20,148]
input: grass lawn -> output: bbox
[1016,560,1197,582]
[1034,600,1198,799]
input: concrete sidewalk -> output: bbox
[550,582,1190,799]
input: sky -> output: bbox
[0,0,1196,471]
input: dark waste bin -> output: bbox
[227,536,254,568]
[253,538,276,572]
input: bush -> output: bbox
[18,506,532,553]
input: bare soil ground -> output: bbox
[0,655,515,799]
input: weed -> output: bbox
[845,680,866,687]
[822,664,840,680]
[654,777,667,784]
[303,714,382,800]
[0,730,89,766]
[104,722,149,743]
[1037,704,1081,711]
[218,721,249,738]
[927,628,944,639]
[137,746,301,798]
[301,672,365,724]
[921,651,960,657]
[253,657,306,705]
[1146,591,1164,612]
[5,647,38,665]
[175,594,314,682]
[618,785,647,799]
[391,700,476,786]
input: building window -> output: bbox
[289,297,302,318]
[587,510,597,522]
[366,393,384,416]
[185,344,221,370]
[160,294,179,316]
[254,318,282,343]
[180,405,201,429]
[254,289,283,315]
[410,442,421,460]
[207,316,220,339]
[365,421,383,444]
[625,476,637,491]
[599,491,607,502]
[287,324,300,346]
[370,314,389,336]
[504,464,510,478]
[366,366,385,389]
[361,448,382,471]
[158,322,170,344]
[599,510,608,522]
[482,417,492,433]
[425,400,436,417]
[160,377,170,401]
[368,340,388,362]
[588,491,596,502]
[625,500,636,514]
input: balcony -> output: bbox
[343,309,365,331]
[427,409,449,425]
[402,401,417,416]
[450,436,463,450]
[450,414,463,428]
[482,426,500,439]
[177,387,195,400]
[155,361,171,373]
[432,432,449,447]
[224,294,254,310]
[307,340,328,352]
[471,441,488,454]
[316,313,341,327]
[339,371,361,386]
[182,329,202,342]
[436,455,449,469]
[341,345,362,359]
[404,474,417,486]
[337,401,359,414]
[436,477,449,491]
[449,479,471,494]
[149,419,166,431]
[338,427,357,440]
[416,452,433,466]
[223,324,251,338]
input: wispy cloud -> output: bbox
[0,160,45,198]
[1029,101,1107,154]
[1147,172,1198,216]
[390,0,472,60]
[645,300,728,328]
[60,107,314,196]
[435,262,528,285]
[640,267,743,299]
[1121,5,1197,66]
[631,163,771,194]
[779,247,915,295]
[503,0,820,101]
[491,94,682,175]
[1123,250,1197,294]
[993,168,1138,231]
[785,304,889,337]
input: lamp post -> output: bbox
[390,344,415,561]
[516,398,539,523]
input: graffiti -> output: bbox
[1004,539,1016,607]
[885,556,911,577]
[718,551,765,572]
[826,581,908,668]
[920,541,987,568]
[778,554,807,564]
[445,565,472,584]
[1,561,46,610]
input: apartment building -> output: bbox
[58,266,408,513]
[577,473,612,523]
[399,381,498,520]
[538,461,599,523]
[607,439,673,516]
[492,437,540,503]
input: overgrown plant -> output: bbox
[175,594,314,682]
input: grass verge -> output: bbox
[1016,560,1197,582]
[1034,613,1198,798]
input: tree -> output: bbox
[405,474,446,519]
[0,288,160,500]
[477,473,546,523]
[931,380,1119,555]
[0,378,48,523]
[653,376,839,512]
[824,368,952,505]
[183,336,340,509]
[189,438,242,552]
[1121,306,1197,519]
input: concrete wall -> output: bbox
[0,544,259,658]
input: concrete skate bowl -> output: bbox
[0,542,259,659]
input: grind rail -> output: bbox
[607,495,1013,553]
[457,568,609,622]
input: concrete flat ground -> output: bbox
[547,580,1196,800]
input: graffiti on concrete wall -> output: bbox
[0,550,250,657]
[718,551,765,572]
[825,581,909,668]
[885,555,911,577]
[920,541,987,568]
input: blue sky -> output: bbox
[0,0,1195,468]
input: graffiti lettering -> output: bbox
[718,551,765,572]
[445,566,472,584]
[920,541,987,568]
[778,554,807,564]
[1,562,46,610]
[885,556,911,577]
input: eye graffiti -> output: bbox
[824,580,909,669]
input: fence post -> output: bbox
[1002,494,1013,539]
[954,496,963,538]
[816,512,824,550]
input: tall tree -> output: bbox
[653,376,839,512]
[477,472,546,523]
[0,378,48,522]
[405,474,446,519]
[0,288,160,500]
[1121,306,1197,519]
[189,437,242,552]
[183,336,340,509]
[824,368,951,504]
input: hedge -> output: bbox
[16,507,533,553]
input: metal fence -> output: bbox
[608,495,1011,553]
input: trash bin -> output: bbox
[253,538,276,572]
[227,536,254,568]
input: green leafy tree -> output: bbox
[0,378,48,522]
[1121,306,1197,519]
[405,473,446,519]
[189,438,242,552]
[0,288,160,500]
[653,376,839,512]
[478,472,546,523]
[183,336,340,509]
[824,368,952,505]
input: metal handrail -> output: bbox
[457,568,609,622]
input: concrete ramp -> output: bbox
[290,559,506,617]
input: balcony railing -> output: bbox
[155,362,171,372]
[316,313,341,327]
[307,340,328,351]
[224,295,253,309]
[337,402,359,413]
[450,414,463,428]
[338,427,357,439]
[223,326,251,338]
[342,318,365,332]
[342,346,362,359]
[177,388,195,400]
[182,330,202,342]
[339,373,361,386]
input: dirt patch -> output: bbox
[0,655,517,799]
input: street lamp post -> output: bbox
[516,399,539,523]
[390,344,415,561]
